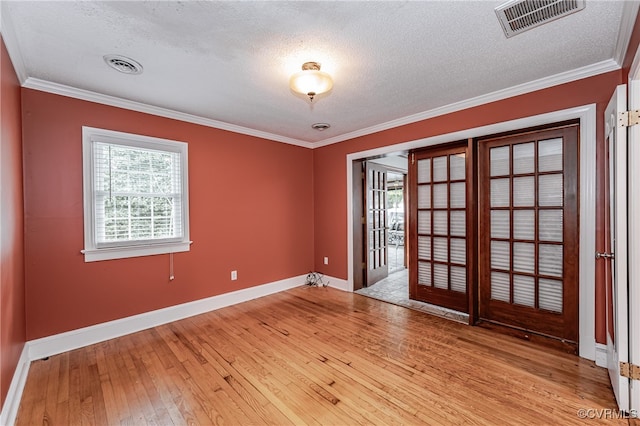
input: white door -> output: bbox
[604,84,629,411]
[628,79,640,412]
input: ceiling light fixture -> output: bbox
[289,62,333,102]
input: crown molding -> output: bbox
[613,0,640,67]
[312,59,620,148]
[0,2,28,84]
[22,78,314,149]
[18,58,620,151]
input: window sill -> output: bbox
[82,241,192,262]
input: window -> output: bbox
[82,127,190,262]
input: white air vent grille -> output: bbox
[103,54,144,75]
[496,0,586,38]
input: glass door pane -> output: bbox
[410,144,469,313]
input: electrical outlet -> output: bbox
[324,257,329,265]
[231,270,238,281]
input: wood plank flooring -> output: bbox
[16,286,627,425]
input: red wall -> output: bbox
[0,36,26,410]
[22,89,314,340]
[312,71,623,344]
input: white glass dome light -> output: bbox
[289,62,333,102]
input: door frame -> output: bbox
[346,104,597,361]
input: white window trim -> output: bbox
[82,126,191,262]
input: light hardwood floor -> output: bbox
[17,286,627,425]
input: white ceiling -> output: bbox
[1,1,634,147]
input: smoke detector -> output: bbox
[495,0,586,38]
[103,54,143,75]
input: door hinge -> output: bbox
[361,216,366,225]
[619,110,640,127]
[595,251,614,260]
[620,361,640,380]
[362,262,366,270]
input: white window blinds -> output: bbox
[416,153,467,294]
[487,138,564,312]
[94,142,183,246]
[82,127,190,262]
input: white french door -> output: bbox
[604,85,630,411]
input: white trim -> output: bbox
[613,1,640,67]
[0,1,27,84]
[28,274,307,360]
[346,104,597,360]
[595,343,608,368]
[0,346,30,426]
[81,241,192,262]
[314,60,618,148]
[23,78,314,149]
[324,275,350,292]
[579,104,598,362]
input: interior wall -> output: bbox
[0,36,26,410]
[22,89,315,340]
[313,70,622,345]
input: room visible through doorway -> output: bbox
[354,155,467,321]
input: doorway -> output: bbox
[353,155,408,295]
[347,104,596,359]
[354,155,471,321]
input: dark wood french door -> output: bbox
[409,143,469,313]
[478,125,579,342]
[365,162,389,286]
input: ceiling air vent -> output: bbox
[311,123,331,131]
[103,54,143,75]
[495,0,586,38]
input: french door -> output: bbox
[365,162,389,286]
[478,125,579,342]
[409,143,469,313]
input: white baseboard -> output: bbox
[28,274,307,361]
[0,345,30,426]
[595,343,608,368]
[324,275,350,292]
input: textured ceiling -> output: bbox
[1,1,631,146]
